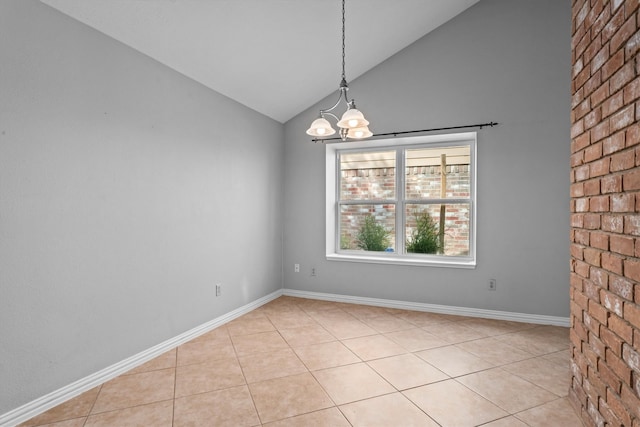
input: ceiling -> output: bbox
[40,0,480,123]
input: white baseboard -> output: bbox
[0,289,283,427]
[283,289,570,327]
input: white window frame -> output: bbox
[326,132,477,268]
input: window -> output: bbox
[326,132,476,268]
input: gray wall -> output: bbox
[283,0,571,317]
[0,0,283,414]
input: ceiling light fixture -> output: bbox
[306,0,372,141]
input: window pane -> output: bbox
[405,203,470,256]
[405,146,470,200]
[340,151,396,201]
[339,204,395,252]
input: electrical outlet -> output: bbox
[294,264,300,273]
[311,267,316,277]
[488,279,497,291]
[216,284,221,296]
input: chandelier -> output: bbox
[306,0,372,141]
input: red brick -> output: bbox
[586,279,603,300]
[573,119,585,139]
[602,49,624,81]
[590,158,610,178]
[585,248,602,266]
[599,359,623,392]
[572,213,585,228]
[572,242,585,259]
[611,193,635,212]
[624,77,640,104]
[601,326,624,356]
[591,120,611,143]
[609,312,634,343]
[603,91,625,118]
[589,299,609,324]
[620,384,640,419]
[591,267,609,288]
[591,82,610,107]
[628,124,640,147]
[589,195,610,211]
[611,15,637,52]
[576,197,589,212]
[573,133,592,154]
[585,108,602,130]
[624,301,640,330]
[611,149,636,171]
[623,168,640,190]
[584,312,601,335]
[571,151,585,167]
[624,258,640,281]
[624,215,640,236]
[591,231,609,250]
[610,104,636,132]
[576,260,591,278]
[584,213,601,229]
[601,174,622,193]
[625,30,640,59]
[622,343,640,373]
[603,6,626,41]
[585,71,603,98]
[572,182,585,197]
[602,289,625,317]
[607,349,632,384]
[610,235,635,256]
[602,252,623,274]
[609,275,634,300]
[606,388,633,427]
[602,214,624,232]
[611,63,636,93]
[585,143,603,163]
[604,130,627,155]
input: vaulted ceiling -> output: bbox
[40,0,480,123]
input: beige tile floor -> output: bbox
[19,296,584,427]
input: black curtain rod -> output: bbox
[312,121,499,143]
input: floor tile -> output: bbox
[231,330,289,356]
[175,357,245,397]
[403,379,508,427]
[293,340,360,371]
[339,392,439,426]
[248,372,333,424]
[125,349,176,375]
[20,419,86,427]
[395,310,456,327]
[416,345,494,377]
[456,336,534,365]
[385,328,447,352]
[238,348,307,383]
[18,387,100,426]
[342,334,407,361]
[265,311,318,330]
[481,416,529,426]
[359,314,416,333]
[502,355,570,397]
[189,325,230,343]
[457,368,558,413]
[278,324,335,347]
[312,363,395,405]
[173,385,260,427]
[367,353,448,390]
[262,407,350,427]
[422,320,488,343]
[457,318,535,336]
[317,318,378,340]
[176,335,236,366]
[84,400,173,427]
[91,368,175,414]
[227,315,275,336]
[494,325,569,355]
[515,397,584,427]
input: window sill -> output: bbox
[326,252,476,269]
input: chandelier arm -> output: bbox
[320,87,349,116]
[321,112,340,122]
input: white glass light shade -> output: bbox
[347,125,373,139]
[306,117,336,137]
[337,108,369,129]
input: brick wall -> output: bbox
[570,1,640,426]
[339,165,470,255]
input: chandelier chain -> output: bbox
[341,0,346,82]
